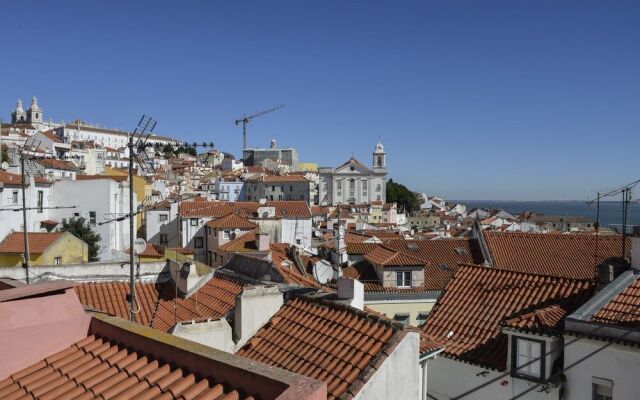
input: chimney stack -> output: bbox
[336,277,364,311]
[234,285,283,348]
[257,230,270,252]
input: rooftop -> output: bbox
[237,295,411,399]
[180,200,312,219]
[421,264,594,370]
[206,213,257,229]
[484,231,630,280]
[74,274,245,332]
[0,232,69,255]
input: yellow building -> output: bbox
[104,167,152,229]
[297,162,318,172]
[0,232,88,266]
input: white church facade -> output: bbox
[318,142,387,205]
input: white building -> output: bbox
[69,141,106,175]
[50,177,136,260]
[145,199,179,248]
[54,120,179,148]
[0,171,54,241]
[318,142,387,205]
[563,249,640,400]
[214,177,245,202]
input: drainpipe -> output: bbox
[419,348,444,400]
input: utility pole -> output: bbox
[20,155,30,284]
[128,136,136,321]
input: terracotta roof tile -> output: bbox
[0,335,251,400]
[206,213,257,229]
[237,296,407,399]
[421,264,594,370]
[592,275,640,326]
[363,245,425,267]
[484,232,630,280]
[180,200,311,218]
[503,304,569,331]
[218,231,259,253]
[74,274,245,332]
[345,242,380,255]
[36,158,78,171]
[0,232,67,254]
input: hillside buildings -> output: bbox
[318,142,387,205]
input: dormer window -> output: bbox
[511,337,545,381]
[396,271,412,287]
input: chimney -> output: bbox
[234,285,283,348]
[257,230,270,252]
[336,277,364,311]
[632,236,640,271]
[169,261,212,296]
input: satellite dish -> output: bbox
[134,238,147,255]
[234,228,241,237]
[1,161,9,170]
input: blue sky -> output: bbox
[1,1,639,200]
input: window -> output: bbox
[194,237,204,248]
[417,312,429,325]
[349,180,355,190]
[362,180,367,190]
[376,183,381,192]
[89,211,96,226]
[337,181,342,190]
[593,377,613,400]
[223,231,230,240]
[393,314,409,326]
[158,213,168,223]
[190,218,198,226]
[512,337,544,380]
[396,271,412,287]
[54,257,61,266]
[12,191,18,204]
[37,191,43,213]
[159,233,168,246]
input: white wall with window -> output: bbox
[564,335,639,400]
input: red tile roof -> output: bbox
[0,232,68,255]
[591,275,640,326]
[126,244,164,259]
[0,335,254,400]
[247,174,309,183]
[180,200,311,218]
[0,170,49,186]
[74,275,245,332]
[36,158,78,171]
[503,304,569,331]
[218,231,259,253]
[76,174,128,182]
[334,157,372,173]
[238,296,409,399]
[269,243,324,289]
[363,245,425,267]
[206,213,257,229]
[421,264,594,370]
[345,242,380,255]
[484,232,630,280]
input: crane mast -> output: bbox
[235,104,284,151]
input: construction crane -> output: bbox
[235,104,284,151]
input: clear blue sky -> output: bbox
[2,1,639,200]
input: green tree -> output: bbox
[162,143,175,155]
[386,179,421,214]
[59,217,102,261]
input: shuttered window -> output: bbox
[592,377,613,400]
